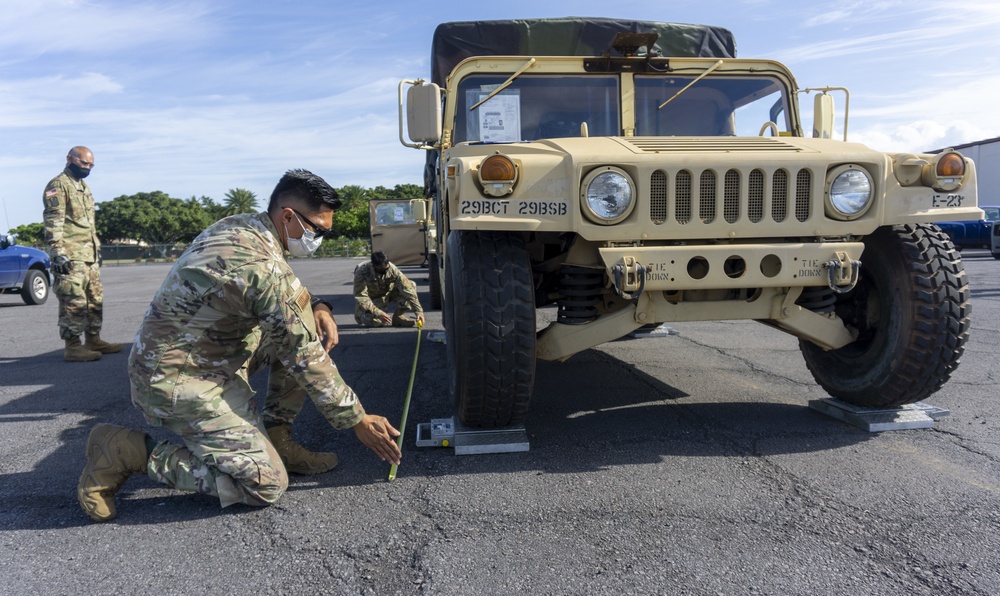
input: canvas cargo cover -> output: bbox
[431,17,737,86]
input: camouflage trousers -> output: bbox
[53,261,103,340]
[135,334,311,508]
[354,290,419,328]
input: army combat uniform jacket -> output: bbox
[43,168,100,262]
[129,212,365,431]
[353,261,423,324]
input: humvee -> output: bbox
[396,18,978,429]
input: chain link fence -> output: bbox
[21,236,373,265]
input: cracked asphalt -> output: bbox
[1,251,998,595]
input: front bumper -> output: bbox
[597,241,865,293]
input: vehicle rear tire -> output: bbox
[799,224,971,407]
[20,269,49,305]
[992,251,1000,260]
[445,231,535,428]
[428,253,442,310]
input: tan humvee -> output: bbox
[396,18,978,429]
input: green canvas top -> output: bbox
[431,17,737,86]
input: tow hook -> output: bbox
[823,252,861,294]
[612,256,646,300]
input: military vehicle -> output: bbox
[396,18,979,429]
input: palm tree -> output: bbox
[224,188,258,215]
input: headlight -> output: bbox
[825,165,873,220]
[581,167,635,224]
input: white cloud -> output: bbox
[0,1,214,58]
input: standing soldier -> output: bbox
[42,146,121,362]
[77,169,401,522]
[353,251,425,327]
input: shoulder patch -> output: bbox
[294,287,311,312]
[45,188,58,197]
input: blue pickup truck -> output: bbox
[0,233,52,305]
[935,205,999,250]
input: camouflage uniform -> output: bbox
[43,167,103,340]
[353,261,423,327]
[128,212,365,507]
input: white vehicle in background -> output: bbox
[992,219,1000,259]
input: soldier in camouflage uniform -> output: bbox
[42,146,122,362]
[353,251,425,328]
[77,169,402,522]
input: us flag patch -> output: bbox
[45,188,58,196]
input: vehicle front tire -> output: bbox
[445,231,535,428]
[800,224,971,407]
[20,269,49,305]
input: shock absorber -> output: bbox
[557,265,604,324]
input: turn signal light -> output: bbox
[480,154,517,181]
[922,150,966,192]
[477,153,518,197]
[936,152,965,177]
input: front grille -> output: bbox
[649,167,814,228]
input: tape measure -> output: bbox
[388,318,423,480]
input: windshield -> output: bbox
[634,74,790,136]
[451,72,791,143]
[454,74,620,143]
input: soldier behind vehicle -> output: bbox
[42,146,122,362]
[353,251,425,327]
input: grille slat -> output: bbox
[652,167,812,228]
[650,170,667,224]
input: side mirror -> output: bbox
[0,234,10,249]
[411,199,428,221]
[812,93,834,139]
[399,80,442,148]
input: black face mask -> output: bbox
[68,163,91,179]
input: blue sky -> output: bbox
[2,0,999,230]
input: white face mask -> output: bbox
[285,212,323,257]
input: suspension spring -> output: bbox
[557,265,604,325]
[797,285,836,313]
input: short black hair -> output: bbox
[267,169,341,214]
[371,251,389,268]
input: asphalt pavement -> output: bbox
[1,250,998,595]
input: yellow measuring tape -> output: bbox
[388,318,423,480]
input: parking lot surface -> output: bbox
[2,251,998,594]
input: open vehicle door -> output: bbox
[368,199,426,266]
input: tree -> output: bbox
[224,188,258,216]
[330,185,371,238]
[193,195,227,223]
[96,191,212,247]
[369,184,422,200]
[8,222,45,246]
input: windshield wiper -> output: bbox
[469,58,536,111]
[657,59,724,110]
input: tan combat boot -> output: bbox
[267,424,338,475]
[84,333,123,354]
[64,337,101,362]
[78,424,150,522]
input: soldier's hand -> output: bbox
[416,313,425,327]
[312,304,339,351]
[53,255,73,276]
[353,414,402,465]
[376,311,393,326]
